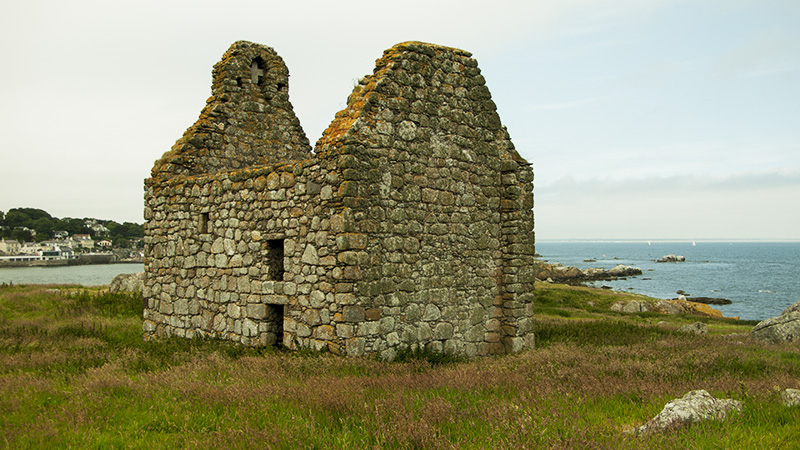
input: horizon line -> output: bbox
[536,238,800,243]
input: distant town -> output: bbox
[0,208,143,266]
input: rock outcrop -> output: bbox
[534,260,641,282]
[751,300,800,343]
[610,299,724,318]
[657,254,685,263]
[678,322,708,335]
[636,390,742,434]
[678,296,732,305]
[108,272,145,294]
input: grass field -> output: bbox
[1,282,798,449]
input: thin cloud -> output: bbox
[527,95,616,111]
[713,28,800,80]
[537,168,800,196]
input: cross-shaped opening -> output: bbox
[250,59,265,85]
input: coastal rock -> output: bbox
[611,300,648,313]
[676,301,725,319]
[678,322,708,335]
[655,299,684,315]
[109,272,145,293]
[657,254,685,263]
[611,299,723,318]
[781,389,800,407]
[534,260,642,283]
[637,390,742,434]
[553,265,583,279]
[682,296,732,305]
[751,300,800,343]
[606,264,642,277]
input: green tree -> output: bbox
[3,210,31,228]
[113,237,131,248]
[123,222,144,238]
[56,218,91,236]
[32,217,55,239]
[10,229,33,242]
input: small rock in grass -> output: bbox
[678,322,708,335]
[782,389,800,407]
[637,390,742,434]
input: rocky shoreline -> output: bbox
[533,258,739,319]
[533,259,642,283]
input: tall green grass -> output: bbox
[0,283,798,449]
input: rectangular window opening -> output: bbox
[266,239,284,281]
[199,212,210,234]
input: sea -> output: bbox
[0,263,144,287]
[1,241,798,321]
[536,241,800,321]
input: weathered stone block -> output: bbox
[313,325,335,340]
[336,323,354,339]
[422,304,441,321]
[365,308,382,321]
[174,299,189,315]
[343,306,366,323]
[346,338,366,356]
[247,304,266,319]
[434,322,454,340]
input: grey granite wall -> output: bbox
[144,41,535,359]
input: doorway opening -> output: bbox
[265,304,284,347]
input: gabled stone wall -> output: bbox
[144,41,535,359]
[315,42,535,356]
[151,41,312,178]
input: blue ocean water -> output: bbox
[535,241,800,321]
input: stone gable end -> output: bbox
[143,40,535,359]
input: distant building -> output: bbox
[20,242,46,255]
[8,241,73,259]
[0,239,21,255]
[85,220,110,236]
[72,234,95,249]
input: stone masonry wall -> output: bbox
[144,41,535,359]
[144,160,353,348]
[152,41,312,178]
[315,42,535,357]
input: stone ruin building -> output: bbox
[143,40,535,359]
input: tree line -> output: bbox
[0,208,144,248]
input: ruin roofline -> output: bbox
[149,40,528,183]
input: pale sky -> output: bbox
[1,0,798,240]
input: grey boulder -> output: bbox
[109,272,145,294]
[751,300,800,343]
[637,390,742,434]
